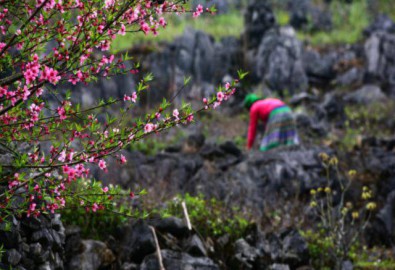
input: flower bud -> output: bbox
[366,202,377,210]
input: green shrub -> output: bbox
[304,154,376,269]
[60,179,147,239]
[160,193,251,241]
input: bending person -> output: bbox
[244,93,299,151]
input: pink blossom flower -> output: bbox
[213,101,221,109]
[47,203,59,214]
[76,164,85,175]
[22,86,31,100]
[118,24,126,35]
[102,187,109,193]
[104,0,115,8]
[98,159,106,170]
[217,92,224,102]
[0,42,6,51]
[128,133,135,141]
[159,17,166,27]
[100,40,110,51]
[57,197,66,207]
[140,22,150,34]
[29,203,36,211]
[67,150,74,161]
[8,180,19,189]
[68,77,79,85]
[58,150,66,162]
[57,106,67,120]
[120,154,127,164]
[173,109,179,120]
[27,203,37,217]
[193,4,204,18]
[131,92,137,103]
[42,66,61,85]
[187,114,194,123]
[36,88,44,97]
[16,42,24,50]
[80,54,88,65]
[92,203,99,212]
[144,123,154,133]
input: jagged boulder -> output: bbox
[343,85,387,104]
[116,220,157,263]
[256,28,308,95]
[140,249,219,270]
[289,0,332,31]
[244,0,276,50]
[365,32,395,96]
[66,240,115,270]
[364,14,395,36]
[1,215,65,270]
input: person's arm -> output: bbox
[247,107,258,150]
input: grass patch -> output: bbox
[377,0,395,21]
[297,0,370,45]
[275,9,290,26]
[355,261,395,269]
[111,11,243,52]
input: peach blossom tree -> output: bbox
[0,0,243,223]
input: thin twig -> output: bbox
[149,226,165,270]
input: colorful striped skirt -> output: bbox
[260,106,299,151]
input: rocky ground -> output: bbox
[2,0,395,269]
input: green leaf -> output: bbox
[237,70,249,80]
[208,5,217,14]
[144,73,154,82]
[65,90,72,100]
[183,76,191,86]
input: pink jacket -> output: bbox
[247,98,285,149]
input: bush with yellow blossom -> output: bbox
[304,154,376,270]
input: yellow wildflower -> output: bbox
[348,170,357,177]
[366,202,377,210]
[319,152,329,162]
[362,191,372,200]
[346,202,353,209]
[329,157,338,166]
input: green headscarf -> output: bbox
[243,93,262,109]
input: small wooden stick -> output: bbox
[181,201,192,230]
[149,226,165,270]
